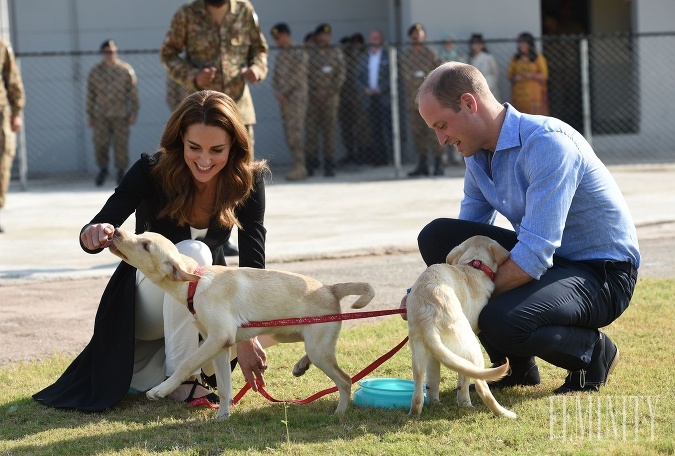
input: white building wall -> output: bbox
[8,0,675,174]
[400,0,540,43]
[12,0,396,174]
[592,0,675,159]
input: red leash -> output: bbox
[231,308,408,406]
[232,335,408,406]
[239,308,406,328]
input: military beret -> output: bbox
[469,33,485,44]
[270,22,291,38]
[315,23,331,35]
[100,39,116,51]
[407,23,425,36]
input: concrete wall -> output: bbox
[11,0,396,174]
[8,0,675,174]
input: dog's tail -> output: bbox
[423,332,510,381]
[330,282,375,308]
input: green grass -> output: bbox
[1,278,674,455]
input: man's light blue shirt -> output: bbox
[460,104,641,279]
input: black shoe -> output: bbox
[95,168,108,186]
[487,358,541,390]
[433,157,444,176]
[0,223,4,233]
[223,241,239,256]
[553,332,619,394]
[324,158,335,177]
[116,169,125,185]
[466,358,540,392]
[407,166,430,177]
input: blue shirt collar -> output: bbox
[495,103,521,153]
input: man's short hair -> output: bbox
[417,62,489,112]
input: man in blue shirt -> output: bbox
[405,62,640,394]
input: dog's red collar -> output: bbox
[466,259,495,281]
[187,267,202,315]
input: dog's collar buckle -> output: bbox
[187,267,203,315]
[466,259,495,281]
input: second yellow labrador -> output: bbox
[107,228,375,420]
[406,235,517,419]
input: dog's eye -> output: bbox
[142,242,150,252]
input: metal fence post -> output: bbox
[580,37,592,146]
[389,45,402,178]
[16,57,27,190]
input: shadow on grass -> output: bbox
[3,377,559,455]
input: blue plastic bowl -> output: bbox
[353,378,426,410]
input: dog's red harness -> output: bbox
[466,259,495,281]
[186,266,202,315]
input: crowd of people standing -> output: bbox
[82,18,553,186]
[269,22,550,181]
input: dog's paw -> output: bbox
[292,355,312,377]
[501,409,518,419]
[146,387,165,401]
[215,409,230,420]
[457,399,473,408]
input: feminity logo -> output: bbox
[549,396,659,441]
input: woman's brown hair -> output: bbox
[152,90,269,228]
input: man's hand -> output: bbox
[241,66,260,84]
[491,257,533,298]
[195,67,217,89]
[236,337,268,391]
[10,115,22,132]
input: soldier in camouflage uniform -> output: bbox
[270,23,309,181]
[160,0,268,157]
[86,39,139,186]
[0,39,25,233]
[305,23,346,177]
[166,75,189,110]
[399,23,445,176]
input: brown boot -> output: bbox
[285,165,308,181]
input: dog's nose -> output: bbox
[113,227,121,236]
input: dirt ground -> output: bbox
[1,226,673,367]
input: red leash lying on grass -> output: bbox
[232,308,408,406]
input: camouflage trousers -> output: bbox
[409,107,443,158]
[279,93,307,165]
[0,108,16,208]
[92,117,130,171]
[245,124,255,158]
[305,94,339,162]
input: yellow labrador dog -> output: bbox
[406,235,517,419]
[107,228,375,420]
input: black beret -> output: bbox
[270,22,290,38]
[100,39,116,51]
[315,23,331,35]
[407,23,425,36]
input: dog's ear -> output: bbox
[445,244,465,265]
[489,241,510,265]
[165,258,201,282]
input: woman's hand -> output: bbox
[400,294,408,321]
[236,337,268,391]
[80,223,115,250]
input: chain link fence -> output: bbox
[13,32,675,184]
